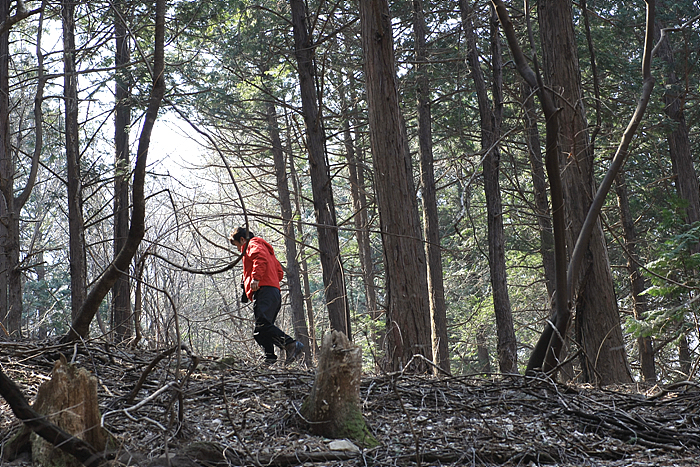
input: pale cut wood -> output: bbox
[301,331,378,447]
[31,356,107,467]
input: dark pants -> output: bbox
[252,286,293,359]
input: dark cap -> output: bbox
[229,226,254,244]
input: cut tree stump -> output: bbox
[301,331,378,447]
[30,355,108,467]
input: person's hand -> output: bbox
[251,279,260,292]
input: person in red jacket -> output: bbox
[230,227,303,365]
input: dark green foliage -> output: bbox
[23,273,72,337]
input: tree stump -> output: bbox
[301,331,378,447]
[30,355,107,467]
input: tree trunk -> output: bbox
[0,3,45,338]
[289,0,350,338]
[339,74,378,326]
[268,100,311,359]
[0,0,13,335]
[359,0,432,372]
[476,326,492,375]
[63,0,166,342]
[31,357,107,467]
[462,0,517,373]
[288,131,317,355]
[414,0,450,375]
[112,0,132,343]
[656,16,698,378]
[615,173,656,382]
[538,0,631,385]
[36,247,47,339]
[656,19,700,229]
[63,0,88,324]
[4,181,21,337]
[0,366,106,466]
[132,254,146,347]
[522,83,556,299]
[301,331,377,447]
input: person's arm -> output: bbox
[248,240,268,291]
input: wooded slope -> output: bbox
[1,340,698,466]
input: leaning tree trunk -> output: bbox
[538,0,631,385]
[289,0,350,338]
[359,0,432,372]
[63,0,166,342]
[301,331,377,447]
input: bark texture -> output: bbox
[462,0,517,373]
[289,0,350,337]
[0,367,106,466]
[31,357,107,467]
[538,0,631,384]
[415,0,450,375]
[268,100,311,359]
[359,0,432,372]
[112,0,132,343]
[301,331,377,447]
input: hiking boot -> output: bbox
[285,340,304,365]
[263,355,278,366]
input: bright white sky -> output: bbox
[148,112,208,179]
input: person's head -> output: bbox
[229,227,254,252]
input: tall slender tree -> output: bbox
[0,0,42,336]
[112,0,133,343]
[655,12,699,378]
[339,75,377,325]
[522,84,556,299]
[615,173,656,382]
[267,98,311,359]
[63,0,166,342]
[414,0,450,374]
[289,0,350,338]
[63,0,87,325]
[461,0,516,373]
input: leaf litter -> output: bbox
[1,340,698,466]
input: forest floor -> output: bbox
[1,340,699,467]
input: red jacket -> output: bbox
[242,237,284,300]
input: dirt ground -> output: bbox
[1,340,699,466]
